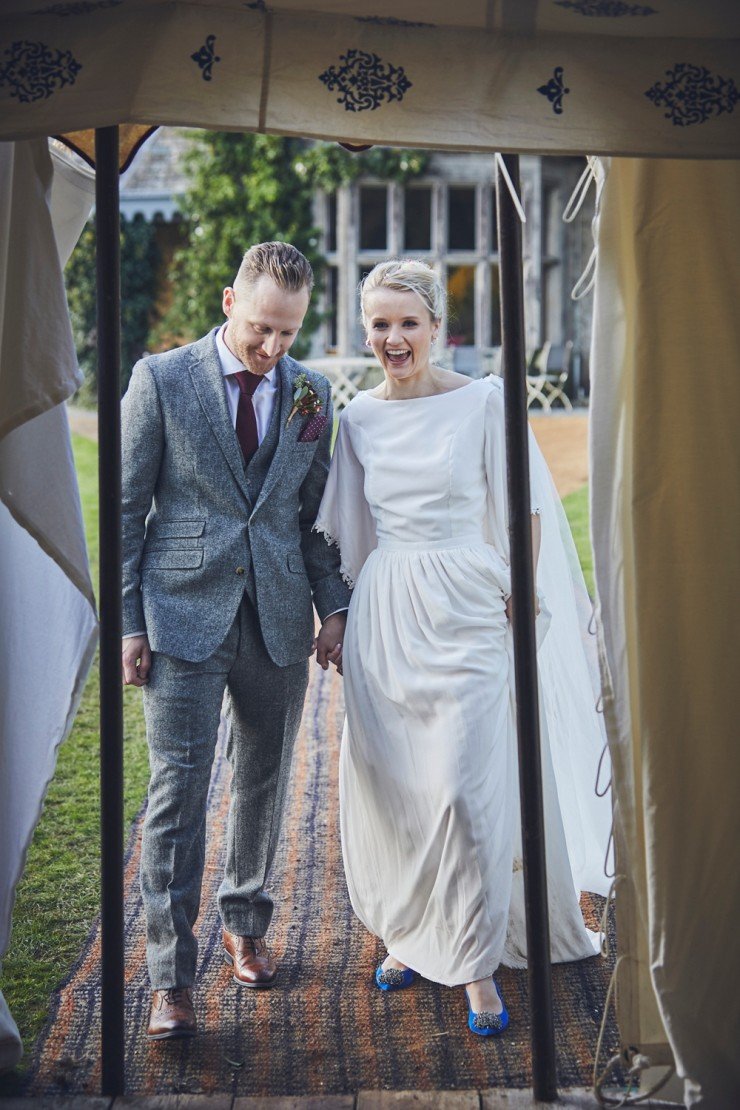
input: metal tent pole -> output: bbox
[95,125,125,1097]
[495,152,558,1102]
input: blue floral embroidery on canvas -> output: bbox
[0,39,82,102]
[31,1,121,14]
[354,16,436,28]
[538,66,570,114]
[319,49,412,112]
[554,1,657,14]
[645,63,739,126]
[191,35,221,82]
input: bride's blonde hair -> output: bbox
[360,260,446,328]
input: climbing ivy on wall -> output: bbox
[157,134,430,358]
[296,143,430,189]
[65,135,430,396]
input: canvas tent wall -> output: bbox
[1,2,739,1105]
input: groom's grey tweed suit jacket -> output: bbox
[121,329,351,665]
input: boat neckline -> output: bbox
[361,378,487,403]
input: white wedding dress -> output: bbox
[315,376,612,986]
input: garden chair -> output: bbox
[526,340,574,412]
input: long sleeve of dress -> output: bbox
[314,407,378,589]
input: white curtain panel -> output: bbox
[0,139,97,1070]
[589,157,740,1108]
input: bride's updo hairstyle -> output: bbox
[360,259,446,328]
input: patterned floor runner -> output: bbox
[22,664,618,1097]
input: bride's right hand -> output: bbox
[504,594,541,623]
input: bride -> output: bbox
[315,260,611,1035]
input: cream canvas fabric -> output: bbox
[589,157,740,1108]
[0,139,97,1067]
[1,2,739,159]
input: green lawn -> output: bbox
[0,434,592,1075]
[561,484,593,595]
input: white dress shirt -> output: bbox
[124,327,346,639]
[216,323,278,440]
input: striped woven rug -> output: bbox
[24,664,618,1098]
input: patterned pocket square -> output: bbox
[298,413,329,443]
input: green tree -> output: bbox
[65,213,160,401]
[157,133,430,357]
[296,143,429,189]
[158,132,323,357]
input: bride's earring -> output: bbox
[365,337,372,349]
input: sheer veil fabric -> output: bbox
[315,377,611,982]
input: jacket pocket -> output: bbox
[287,552,305,574]
[142,549,204,570]
[149,519,206,539]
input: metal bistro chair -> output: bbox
[526,340,574,412]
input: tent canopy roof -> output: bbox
[2,1,739,166]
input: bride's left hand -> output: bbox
[504,593,541,622]
[316,612,346,674]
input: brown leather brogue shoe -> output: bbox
[146,987,197,1041]
[222,927,277,988]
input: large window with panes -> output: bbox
[318,179,502,357]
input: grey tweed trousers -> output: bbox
[140,596,309,989]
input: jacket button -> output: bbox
[235,566,245,575]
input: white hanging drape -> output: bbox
[589,157,740,1108]
[0,139,97,1069]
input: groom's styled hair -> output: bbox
[234,242,314,296]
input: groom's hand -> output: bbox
[315,612,346,673]
[122,634,152,686]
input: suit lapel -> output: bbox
[252,357,302,516]
[188,330,251,502]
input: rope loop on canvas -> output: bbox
[593,971,677,1109]
[588,602,598,635]
[566,155,605,301]
[563,155,599,223]
[599,876,617,958]
[603,826,615,879]
[595,742,612,797]
[494,152,527,223]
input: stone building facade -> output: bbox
[314,151,594,395]
[120,131,595,397]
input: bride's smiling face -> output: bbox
[364,288,439,383]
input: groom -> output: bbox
[121,242,350,1040]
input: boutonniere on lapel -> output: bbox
[286,372,328,443]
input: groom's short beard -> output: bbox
[233,338,280,377]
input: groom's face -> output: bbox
[222,275,310,376]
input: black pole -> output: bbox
[495,153,558,1102]
[95,125,125,1097]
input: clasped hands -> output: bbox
[312,611,346,675]
[123,612,347,687]
[504,592,541,623]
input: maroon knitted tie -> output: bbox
[233,370,263,465]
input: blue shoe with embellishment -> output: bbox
[465,980,509,1036]
[375,965,416,991]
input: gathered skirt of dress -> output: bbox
[340,538,599,987]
